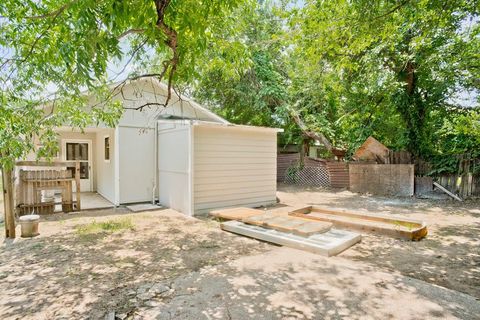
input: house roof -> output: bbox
[192,121,284,133]
[106,77,229,124]
[47,76,282,133]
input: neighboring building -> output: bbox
[25,77,282,215]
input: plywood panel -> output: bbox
[349,164,414,196]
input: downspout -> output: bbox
[152,120,158,204]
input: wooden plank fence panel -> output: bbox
[326,162,349,188]
[16,165,78,215]
[277,153,300,182]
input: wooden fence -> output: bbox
[277,153,300,182]
[388,151,480,198]
[436,174,479,199]
[325,162,349,188]
[277,153,349,188]
[15,161,81,215]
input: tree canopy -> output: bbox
[193,0,480,159]
[0,0,251,169]
[0,0,479,170]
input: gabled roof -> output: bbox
[108,77,229,124]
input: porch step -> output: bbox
[126,203,163,213]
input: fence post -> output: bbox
[2,167,16,238]
[75,161,81,211]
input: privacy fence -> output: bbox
[387,151,479,198]
[278,151,479,198]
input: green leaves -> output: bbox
[284,0,480,157]
[0,0,249,169]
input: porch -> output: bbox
[77,192,115,211]
[14,161,116,215]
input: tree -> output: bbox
[192,2,288,128]
[0,0,251,169]
[287,0,480,156]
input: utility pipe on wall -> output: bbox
[152,121,158,204]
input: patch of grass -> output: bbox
[76,218,134,236]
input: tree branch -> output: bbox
[24,1,78,20]
[290,110,333,151]
[117,28,146,39]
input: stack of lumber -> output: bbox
[210,207,264,221]
[211,207,333,236]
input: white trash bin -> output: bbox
[19,214,40,238]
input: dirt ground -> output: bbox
[276,184,480,299]
[0,184,479,319]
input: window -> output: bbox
[104,136,110,161]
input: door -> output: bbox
[63,140,92,192]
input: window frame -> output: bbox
[104,135,111,163]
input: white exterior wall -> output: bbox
[157,122,193,215]
[193,126,278,214]
[118,126,155,204]
[95,129,115,203]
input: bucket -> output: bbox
[19,214,40,238]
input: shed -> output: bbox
[158,120,281,215]
[26,77,282,216]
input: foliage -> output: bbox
[193,2,288,128]
[192,0,480,161]
[0,0,250,169]
[286,0,480,157]
[0,0,479,172]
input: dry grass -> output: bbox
[75,218,134,236]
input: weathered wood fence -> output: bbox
[388,151,480,198]
[15,161,81,215]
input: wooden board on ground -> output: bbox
[242,214,332,237]
[289,206,428,241]
[210,207,264,220]
[221,221,361,257]
[433,182,463,201]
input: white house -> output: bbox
[27,77,282,215]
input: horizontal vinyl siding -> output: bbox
[193,126,277,214]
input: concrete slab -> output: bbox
[126,203,163,212]
[221,221,361,256]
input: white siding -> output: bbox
[118,127,155,203]
[157,122,192,215]
[95,129,115,203]
[193,126,277,214]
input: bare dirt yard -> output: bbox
[1,184,479,319]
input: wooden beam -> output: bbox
[2,168,16,238]
[75,161,81,211]
[16,161,70,167]
[433,182,463,202]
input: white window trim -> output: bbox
[104,135,111,163]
